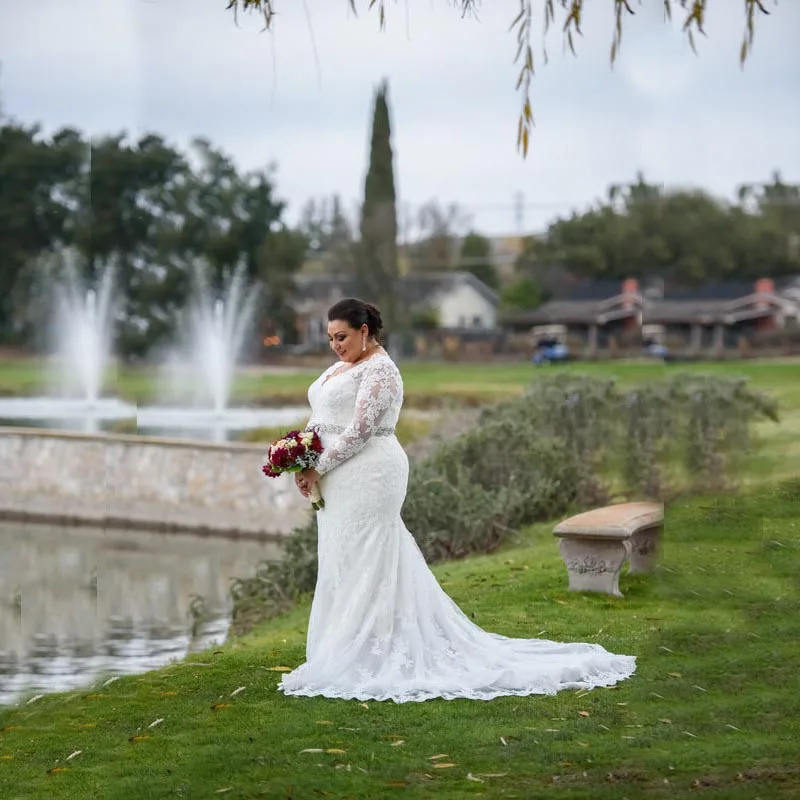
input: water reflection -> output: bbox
[0,521,280,705]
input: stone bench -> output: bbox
[553,501,664,597]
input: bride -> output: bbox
[282,298,636,703]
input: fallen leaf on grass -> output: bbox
[129,735,150,743]
[148,718,164,729]
[433,763,457,769]
[47,767,69,774]
[428,754,449,760]
[667,672,682,678]
[325,749,346,754]
[578,711,590,717]
[300,748,323,753]
[390,740,405,747]
[229,686,246,697]
[1,755,15,761]
[267,666,292,672]
[500,737,508,746]
[359,703,369,710]
[1,726,23,732]
[211,704,232,711]
[659,719,673,725]
[65,751,82,761]
[215,789,232,794]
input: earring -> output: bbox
[362,337,367,352]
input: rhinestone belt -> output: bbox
[308,422,395,437]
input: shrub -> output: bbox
[228,373,779,635]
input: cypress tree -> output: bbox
[358,79,400,339]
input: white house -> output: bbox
[291,271,499,349]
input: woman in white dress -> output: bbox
[283,298,636,703]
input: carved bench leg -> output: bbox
[557,537,631,598]
[629,524,661,574]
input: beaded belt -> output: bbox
[308,422,395,437]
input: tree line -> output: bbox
[0,121,306,357]
[1,100,797,358]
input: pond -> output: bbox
[0,399,310,443]
[0,521,281,706]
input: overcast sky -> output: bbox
[1,0,798,235]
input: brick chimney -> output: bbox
[754,278,775,295]
[622,278,639,296]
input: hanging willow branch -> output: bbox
[226,0,775,158]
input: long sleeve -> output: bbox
[315,359,401,476]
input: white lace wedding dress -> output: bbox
[278,354,636,703]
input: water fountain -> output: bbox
[136,262,307,441]
[0,252,135,431]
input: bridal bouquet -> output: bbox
[261,428,326,510]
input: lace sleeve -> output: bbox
[316,358,401,476]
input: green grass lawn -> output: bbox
[5,356,797,480]
[2,481,798,799]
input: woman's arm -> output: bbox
[315,359,401,476]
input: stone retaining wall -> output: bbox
[0,428,310,539]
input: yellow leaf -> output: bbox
[429,754,449,760]
[267,666,292,672]
[325,748,346,754]
[668,672,682,678]
[161,691,179,697]
[47,767,69,774]
[578,711,590,717]
[1,755,15,760]
[433,762,457,769]
[359,703,369,710]
[1,726,23,732]
[211,704,232,711]
[128,735,150,742]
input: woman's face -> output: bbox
[328,319,369,363]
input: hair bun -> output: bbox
[364,302,383,333]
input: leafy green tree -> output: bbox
[500,277,543,312]
[538,174,800,286]
[458,231,498,290]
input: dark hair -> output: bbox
[327,298,383,341]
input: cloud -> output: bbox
[1,0,798,234]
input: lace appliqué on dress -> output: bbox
[315,358,402,476]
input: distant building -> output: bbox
[291,271,499,350]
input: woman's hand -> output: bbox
[301,468,321,495]
[295,468,320,498]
